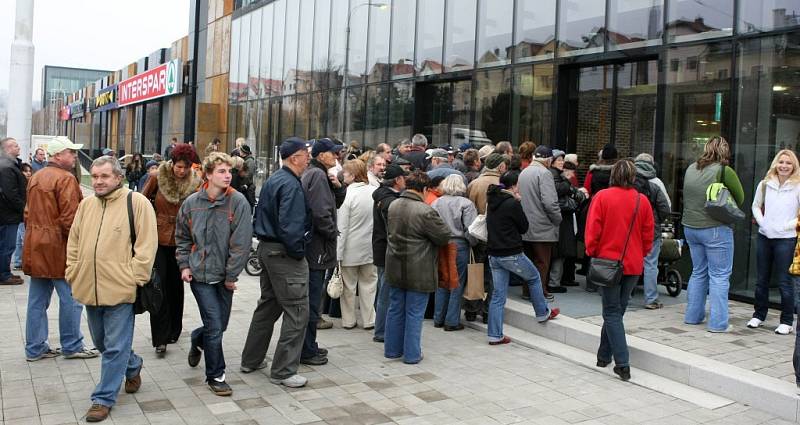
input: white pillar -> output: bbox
[7,0,34,161]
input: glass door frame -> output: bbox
[413,77,473,147]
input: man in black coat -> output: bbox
[0,137,26,285]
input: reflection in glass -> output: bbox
[607,0,663,50]
[388,81,413,143]
[271,1,286,93]
[444,0,477,72]
[739,0,800,34]
[570,66,613,164]
[345,86,366,145]
[248,10,261,99]
[347,0,370,85]
[310,91,327,138]
[416,0,445,76]
[297,0,315,93]
[329,0,349,89]
[415,82,452,147]
[367,2,391,82]
[614,61,658,157]
[246,100,259,149]
[390,0,416,79]
[475,68,512,143]
[238,14,251,103]
[312,0,331,91]
[259,6,273,98]
[512,64,553,146]
[558,0,606,56]
[296,94,311,140]
[280,96,296,142]
[667,0,733,43]
[365,84,389,146]
[327,88,345,139]
[477,0,513,68]
[229,18,242,103]
[284,1,300,94]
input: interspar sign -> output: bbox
[117,59,182,107]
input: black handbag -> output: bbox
[587,194,640,288]
[127,192,163,315]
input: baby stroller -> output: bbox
[244,237,263,276]
[657,212,684,297]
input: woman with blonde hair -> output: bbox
[682,136,744,333]
[748,149,800,334]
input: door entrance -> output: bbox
[559,60,659,167]
[414,80,472,147]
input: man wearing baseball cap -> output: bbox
[242,137,313,388]
[23,136,99,362]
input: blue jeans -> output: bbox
[643,237,662,304]
[754,234,796,325]
[12,222,24,268]
[190,282,233,381]
[598,275,638,367]
[434,240,469,327]
[25,278,85,358]
[684,225,734,331]
[86,303,142,407]
[374,266,389,339]
[0,223,17,281]
[384,286,428,364]
[302,269,326,359]
[488,254,550,342]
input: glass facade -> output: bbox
[230,0,800,301]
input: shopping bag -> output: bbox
[464,250,485,300]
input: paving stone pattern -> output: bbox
[0,272,792,424]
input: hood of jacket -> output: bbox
[156,161,202,204]
[589,163,613,172]
[487,184,515,213]
[635,160,657,179]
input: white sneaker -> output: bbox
[708,325,733,333]
[746,318,763,329]
[63,347,100,359]
[775,324,793,335]
[269,374,307,388]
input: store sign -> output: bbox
[69,99,86,119]
[90,84,118,112]
[117,59,182,107]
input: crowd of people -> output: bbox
[2,130,800,421]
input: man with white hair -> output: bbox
[368,154,387,187]
[402,133,430,171]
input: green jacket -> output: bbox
[682,162,744,228]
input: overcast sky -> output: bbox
[0,0,190,103]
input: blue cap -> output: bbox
[145,160,159,169]
[280,137,309,159]
[311,138,344,158]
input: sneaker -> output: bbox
[85,404,110,422]
[270,374,307,388]
[155,345,167,356]
[299,354,328,366]
[317,318,333,329]
[188,343,202,367]
[240,361,268,374]
[444,324,464,331]
[746,318,763,329]
[489,336,512,346]
[63,347,100,359]
[433,321,444,328]
[596,359,611,368]
[547,286,567,294]
[644,302,664,310]
[0,275,23,285]
[124,369,142,394]
[776,324,794,335]
[317,347,328,357]
[26,348,60,362]
[613,366,631,381]
[208,379,233,396]
[538,307,560,323]
[372,336,384,343]
[708,325,734,333]
[545,293,555,302]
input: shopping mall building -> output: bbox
[33,0,800,302]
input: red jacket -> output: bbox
[585,187,654,276]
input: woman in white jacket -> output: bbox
[749,149,800,334]
[338,159,378,329]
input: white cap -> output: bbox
[47,136,83,156]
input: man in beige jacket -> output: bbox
[66,156,157,422]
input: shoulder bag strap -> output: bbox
[619,193,641,262]
[127,191,136,258]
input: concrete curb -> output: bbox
[477,298,800,422]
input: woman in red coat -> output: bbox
[585,159,654,381]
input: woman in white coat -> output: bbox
[749,149,800,334]
[338,159,379,329]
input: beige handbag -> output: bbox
[464,251,485,301]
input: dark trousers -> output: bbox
[598,275,638,367]
[150,245,184,347]
[467,243,493,318]
[523,242,554,298]
[563,257,576,284]
[0,223,17,281]
[190,281,233,381]
[302,269,326,359]
[754,234,796,325]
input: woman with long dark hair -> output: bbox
[126,153,146,191]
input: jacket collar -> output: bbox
[480,169,502,178]
[199,182,235,205]
[97,186,127,202]
[400,190,424,202]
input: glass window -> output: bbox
[390,0,416,79]
[259,6,273,98]
[238,15,251,103]
[345,86,366,145]
[144,101,161,155]
[270,1,286,96]
[229,18,242,103]
[312,0,331,91]
[512,63,554,146]
[514,0,557,62]
[667,0,733,43]
[284,1,301,94]
[613,60,658,157]
[416,0,445,76]
[607,0,663,50]
[248,10,261,99]
[329,0,349,89]
[327,88,345,140]
[297,0,315,93]
[295,94,311,139]
[388,81,413,143]
[346,0,370,85]
[445,0,477,72]
[246,99,259,149]
[739,0,800,34]
[280,96,296,141]
[558,0,606,56]
[309,91,327,139]
[367,2,391,83]
[365,84,389,147]
[477,0,513,68]
[474,68,512,143]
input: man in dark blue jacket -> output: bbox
[241,137,313,389]
[0,137,26,285]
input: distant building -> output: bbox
[40,66,111,110]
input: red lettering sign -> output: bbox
[117,60,182,107]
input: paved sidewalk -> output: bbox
[0,272,793,424]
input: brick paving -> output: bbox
[0,271,794,424]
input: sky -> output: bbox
[0,0,190,103]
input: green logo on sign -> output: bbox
[166,61,177,94]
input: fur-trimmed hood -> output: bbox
[156,161,202,205]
